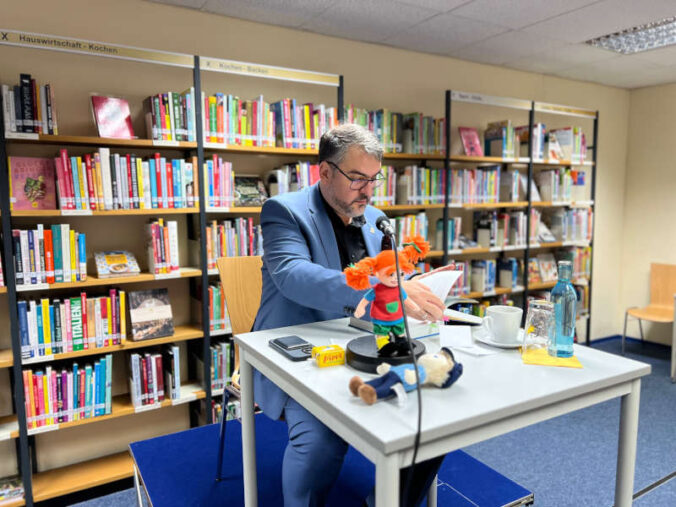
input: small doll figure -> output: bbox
[344,236,429,357]
[349,347,463,405]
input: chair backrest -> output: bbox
[216,256,263,335]
[650,263,676,307]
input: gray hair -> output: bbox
[319,123,383,165]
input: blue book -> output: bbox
[207,159,214,207]
[36,302,44,356]
[149,158,158,208]
[77,233,86,281]
[94,361,102,416]
[70,156,82,209]
[84,365,92,418]
[172,159,181,208]
[49,305,56,354]
[72,363,79,419]
[17,301,32,359]
[160,157,168,208]
[105,354,113,414]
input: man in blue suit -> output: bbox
[254,124,445,506]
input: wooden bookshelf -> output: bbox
[5,133,197,150]
[450,155,530,164]
[204,143,317,157]
[0,414,19,440]
[378,203,444,212]
[463,285,524,299]
[11,208,200,217]
[462,201,528,209]
[0,498,25,507]
[26,384,206,436]
[0,349,13,368]
[14,267,202,293]
[32,451,134,502]
[21,325,204,365]
[0,287,6,294]
[528,281,557,290]
[206,206,262,214]
[383,152,445,161]
[532,158,594,167]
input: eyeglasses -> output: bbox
[326,161,385,190]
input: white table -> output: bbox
[235,319,651,507]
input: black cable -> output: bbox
[388,232,422,506]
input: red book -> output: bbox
[100,298,108,346]
[43,229,55,284]
[125,154,134,209]
[110,289,118,345]
[213,155,220,207]
[203,96,210,143]
[32,374,40,427]
[283,99,292,148]
[248,217,254,256]
[91,95,135,139]
[60,149,75,210]
[79,369,85,419]
[309,164,320,185]
[251,99,258,146]
[459,127,484,157]
[208,286,214,330]
[23,370,32,428]
[145,355,155,405]
[154,355,164,402]
[84,154,97,210]
[53,157,67,210]
[80,292,88,350]
[153,153,163,208]
[166,162,174,209]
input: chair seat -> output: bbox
[627,305,674,323]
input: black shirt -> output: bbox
[319,186,367,269]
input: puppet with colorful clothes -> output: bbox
[344,235,430,358]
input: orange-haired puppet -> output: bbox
[344,236,430,357]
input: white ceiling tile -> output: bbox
[627,66,676,88]
[450,30,565,65]
[201,0,333,28]
[451,0,599,30]
[551,55,666,87]
[504,42,617,74]
[302,0,440,43]
[395,0,473,13]
[630,44,676,67]
[523,0,676,43]
[384,12,509,55]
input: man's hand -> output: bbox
[401,280,445,322]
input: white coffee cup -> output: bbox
[482,305,523,344]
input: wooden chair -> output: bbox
[216,255,263,386]
[622,264,676,365]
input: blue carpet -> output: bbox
[73,337,674,507]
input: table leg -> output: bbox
[615,378,641,507]
[240,350,258,507]
[375,454,399,507]
[133,464,143,507]
[428,474,438,507]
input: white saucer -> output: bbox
[473,328,524,349]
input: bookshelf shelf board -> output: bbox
[532,159,594,167]
[14,267,202,292]
[1,498,25,507]
[11,208,200,217]
[21,325,204,365]
[571,200,594,208]
[425,250,444,258]
[0,287,6,294]
[0,414,19,440]
[529,241,564,249]
[32,451,134,502]
[26,385,206,436]
[0,348,13,368]
[382,152,445,161]
[462,201,528,209]
[206,206,262,214]
[462,285,524,300]
[5,133,197,150]
[531,201,571,208]
[378,203,445,212]
[204,143,317,157]
[528,281,557,290]
[450,155,530,165]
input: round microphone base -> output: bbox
[346,335,426,374]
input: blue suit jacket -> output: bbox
[253,183,385,419]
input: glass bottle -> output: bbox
[549,260,577,358]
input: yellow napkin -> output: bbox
[521,347,583,368]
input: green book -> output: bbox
[51,225,63,283]
[70,297,84,351]
[84,364,92,418]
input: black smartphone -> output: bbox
[269,335,313,361]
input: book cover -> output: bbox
[8,157,57,210]
[458,127,483,157]
[234,175,268,206]
[91,95,135,139]
[128,288,174,341]
[94,251,141,278]
[537,253,558,282]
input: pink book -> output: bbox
[81,293,88,350]
[36,374,45,427]
[458,127,483,157]
[79,369,86,419]
[91,95,135,139]
[8,156,57,210]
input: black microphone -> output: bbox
[376,216,395,237]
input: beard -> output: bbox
[334,193,370,218]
